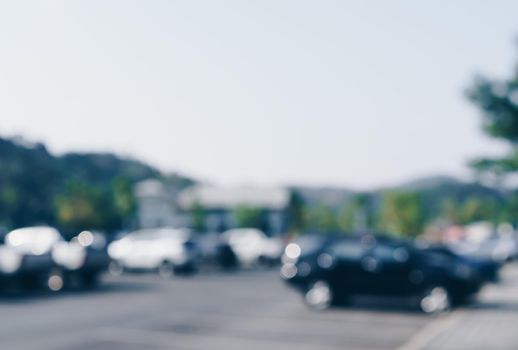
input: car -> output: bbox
[2,226,109,291]
[449,235,518,264]
[421,245,501,283]
[52,230,110,288]
[107,228,198,277]
[1,226,65,291]
[222,228,284,267]
[281,234,488,313]
[190,232,238,270]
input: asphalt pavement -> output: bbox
[0,264,517,350]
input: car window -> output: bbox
[129,230,158,241]
[373,244,395,261]
[421,250,455,266]
[373,244,410,263]
[293,235,325,257]
[327,240,364,260]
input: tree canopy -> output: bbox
[0,136,192,237]
[467,47,518,174]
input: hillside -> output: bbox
[0,136,191,234]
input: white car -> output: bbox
[449,236,518,263]
[222,228,284,267]
[107,228,198,277]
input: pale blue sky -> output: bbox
[1,1,517,189]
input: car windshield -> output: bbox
[327,239,364,260]
[293,235,326,257]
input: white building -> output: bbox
[134,180,290,235]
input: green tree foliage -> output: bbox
[0,136,192,234]
[336,202,356,232]
[54,179,139,236]
[336,194,370,232]
[233,205,264,228]
[501,190,518,225]
[458,197,499,224]
[287,190,305,232]
[0,139,60,228]
[112,177,137,219]
[379,191,425,237]
[304,204,337,232]
[440,196,503,225]
[55,182,107,233]
[467,46,518,174]
[191,201,206,232]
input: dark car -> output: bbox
[421,245,501,283]
[1,227,109,291]
[53,230,110,288]
[191,233,238,270]
[281,234,489,313]
[0,226,64,291]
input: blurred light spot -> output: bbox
[285,243,301,260]
[280,263,297,279]
[0,249,22,273]
[48,274,64,291]
[317,253,333,268]
[393,248,409,262]
[361,257,378,272]
[77,231,94,247]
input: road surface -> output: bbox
[0,264,516,350]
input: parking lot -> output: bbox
[0,263,516,350]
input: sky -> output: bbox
[1,1,518,189]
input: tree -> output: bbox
[336,194,370,232]
[304,204,337,232]
[191,201,206,232]
[379,191,425,237]
[0,135,194,232]
[233,205,264,229]
[336,202,356,232]
[467,45,518,176]
[502,190,518,225]
[287,190,305,232]
[112,176,136,224]
[54,182,107,235]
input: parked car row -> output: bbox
[280,233,503,313]
[0,226,109,291]
[107,227,284,277]
[0,225,284,291]
[2,224,509,315]
[447,233,518,264]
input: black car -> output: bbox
[0,226,64,291]
[420,245,501,283]
[190,233,238,270]
[281,234,490,313]
[1,227,109,291]
[54,230,110,288]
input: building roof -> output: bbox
[177,185,289,210]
